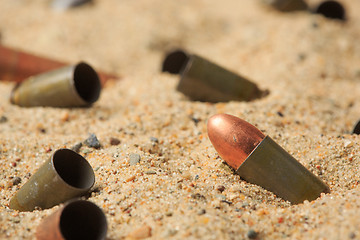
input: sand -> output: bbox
[0,0,360,239]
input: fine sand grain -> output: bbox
[0,0,360,239]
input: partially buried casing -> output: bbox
[162,49,264,103]
[9,149,95,211]
[10,62,101,107]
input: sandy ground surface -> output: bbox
[0,0,360,239]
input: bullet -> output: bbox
[262,0,308,12]
[312,0,346,21]
[36,200,107,240]
[9,148,95,211]
[162,49,264,103]
[0,45,117,84]
[10,62,101,107]
[207,114,330,204]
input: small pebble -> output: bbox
[129,153,141,166]
[191,116,200,125]
[217,185,225,192]
[349,232,356,239]
[247,229,258,239]
[215,194,226,201]
[10,217,20,223]
[344,140,353,148]
[38,128,46,134]
[71,142,83,153]
[150,137,159,143]
[127,225,152,239]
[198,209,206,215]
[12,177,21,186]
[0,115,8,123]
[60,111,70,122]
[144,170,156,175]
[191,193,206,201]
[110,137,121,146]
[84,133,101,149]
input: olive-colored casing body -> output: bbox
[262,0,308,12]
[36,200,107,240]
[162,50,263,102]
[9,149,95,211]
[236,136,330,204]
[10,62,101,107]
[178,54,262,102]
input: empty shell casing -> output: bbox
[262,0,308,12]
[10,62,101,107]
[162,49,263,102]
[9,148,95,211]
[36,200,107,240]
[237,136,330,204]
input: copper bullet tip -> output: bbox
[207,114,265,169]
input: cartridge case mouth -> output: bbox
[73,62,101,104]
[236,136,330,204]
[36,200,107,240]
[313,0,346,20]
[162,49,190,74]
[52,148,95,190]
[60,200,107,240]
[9,148,95,211]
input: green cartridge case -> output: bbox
[36,200,107,240]
[236,136,330,204]
[9,149,95,211]
[162,50,263,103]
[10,62,101,107]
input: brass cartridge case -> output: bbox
[236,136,330,204]
[36,200,107,240]
[10,62,101,107]
[262,0,308,12]
[162,50,263,103]
[9,149,95,211]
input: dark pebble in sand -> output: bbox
[12,177,21,186]
[84,133,101,149]
[71,142,83,153]
[247,229,258,239]
[110,137,121,146]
